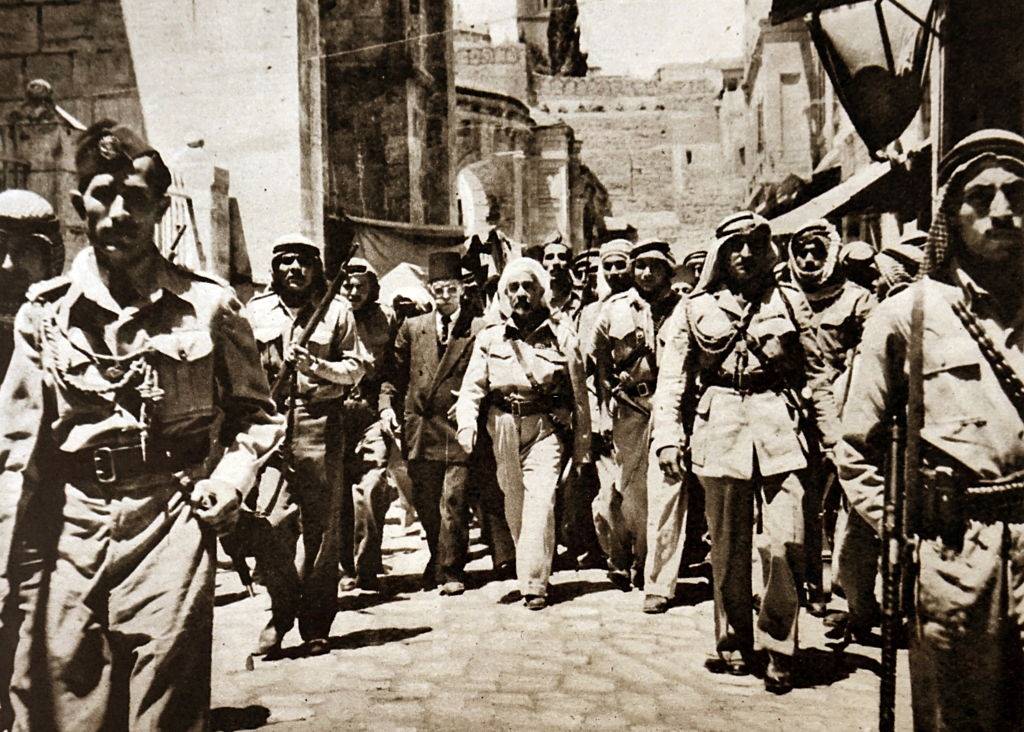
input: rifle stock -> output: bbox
[879,341,904,732]
[879,289,924,732]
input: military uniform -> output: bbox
[652,214,837,669]
[344,299,400,585]
[245,284,368,643]
[456,305,591,601]
[837,128,1024,729]
[0,249,284,730]
[590,286,681,593]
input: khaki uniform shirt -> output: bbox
[245,290,370,404]
[0,250,285,565]
[651,282,837,479]
[590,287,680,421]
[837,270,1024,533]
[456,310,591,463]
[805,280,876,383]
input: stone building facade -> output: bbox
[535,70,747,254]
[454,28,610,250]
[0,0,461,282]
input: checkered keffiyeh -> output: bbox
[924,129,1024,280]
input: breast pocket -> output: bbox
[305,322,334,360]
[148,330,216,425]
[752,313,797,362]
[922,340,988,423]
[532,348,569,390]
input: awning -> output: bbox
[768,151,924,235]
[770,0,868,25]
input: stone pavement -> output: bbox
[210,512,913,731]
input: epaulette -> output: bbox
[247,289,276,302]
[26,275,71,304]
[164,259,228,287]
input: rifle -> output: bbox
[879,289,924,732]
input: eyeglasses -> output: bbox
[429,282,463,296]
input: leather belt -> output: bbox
[620,379,655,399]
[705,371,782,394]
[66,433,210,486]
[493,393,563,418]
[964,479,1024,522]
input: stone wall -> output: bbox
[323,0,455,227]
[0,0,144,263]
[455,43,532,104]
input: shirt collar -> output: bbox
[437,306,460,325]
[60,248,193,328]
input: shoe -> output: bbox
[721,650,752,676]
[306,638,330,657]
[524,595,547,611]
[421,574,439,591]
[254,618,291,656]
[493,560,516,581]
[764,653,793,694]
[576,551,607,571]
[642,595,669,614]
[607,570,632,593]
[338,576,358,593]
[355,575,381,592]
[439,581,466,596]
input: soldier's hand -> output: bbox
[191,479,241,536]
[380,407,400,436]
[657,445,686,483]
[285,344,318,376]
[457,427,476,454]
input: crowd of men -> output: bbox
[0,118,1022,730]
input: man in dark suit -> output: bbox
[380,252,513,595]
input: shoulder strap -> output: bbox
[903,286,925,530]
[508,337,544,393]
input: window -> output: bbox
[685,150,693,164]
[738,146,746,166]
[756,102,765,153]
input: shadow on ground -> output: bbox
[210,705,270,731]
[267,625,433,661]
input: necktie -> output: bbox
[440,314,451,348]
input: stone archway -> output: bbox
[456,164,490,234]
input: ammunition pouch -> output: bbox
[919,465,1024,550]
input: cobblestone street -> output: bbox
[210,511,912,730]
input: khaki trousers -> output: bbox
[909,522,1024,731]
[12,480,214,731]
[701,471,805,657]
[644,452,688,600]
[487,408,565,598]
[832,502,880,625]
[594,408,650,579]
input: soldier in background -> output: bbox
[245,235,369,657]
[653,212,837,692]
[337,258,401,591]
[0,189,64,730]
[572,248,600,314]
[542,238,582,320]
[591,240,682,609]
[783,220,876,616]
[0,120,285,729]
[838,130,1024,729]
[0,190,64,376]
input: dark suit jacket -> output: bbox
[381,309,485,464]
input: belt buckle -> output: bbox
[93,447,117,484]
[636,382,651,398]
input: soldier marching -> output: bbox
[2,115,1022,729]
